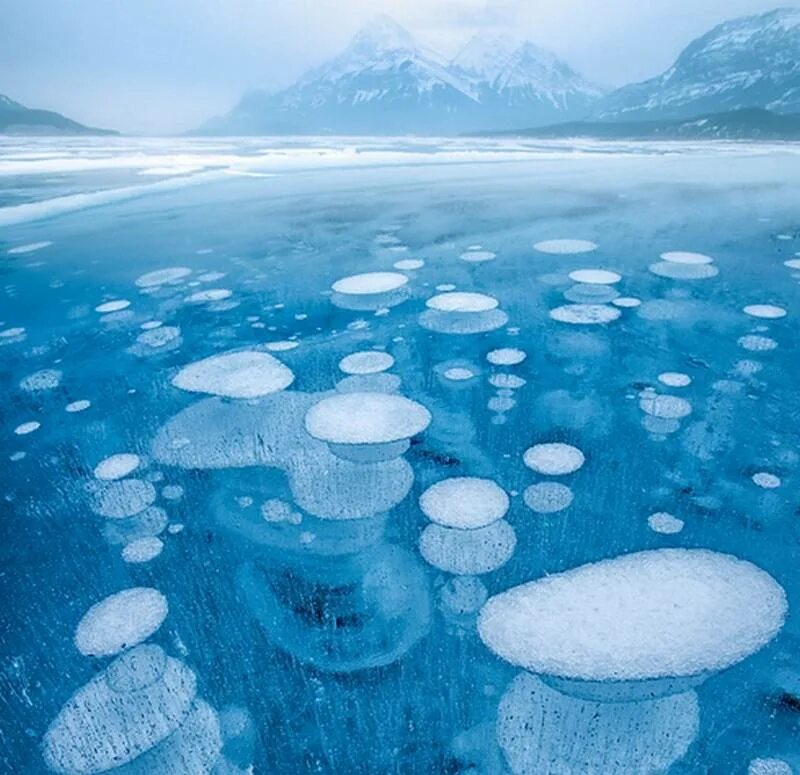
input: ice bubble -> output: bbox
[162,484,183,501]
[660,251,714,265]
[440,575,488,615]
[744,304,787,319]
[197,271,226,282]
[478,549,787,681]
[122,537,164,563]
[393,258,425,270]
[8,241,52,255]
[90,479,156,519]
[261,498,302,525]
[94,453,141,481]
[640,394,692,419]
[523,482,574,513]
[43,645,196,773]
[649,262,719,280]
[65,400,91,413]
[488,396,516,412]
[563,284,619,304]
[0,326,26,341]
[436,283,456,291]
[265,340,299,352]
[20,368,62,392]
[613,296,642,308]
[550,304,621,325]
[186,288,232,302]
[738,335,778,352]
[427,292,498,313]
[95,299,130,313]
[419,477,509,529]
[489,374,526,389]
[523,443,585,475]
[783,258,800,269]
[658,372,691,387]
[75,588,168,656]
[14,421,40,435]
[753,472,781,489]
[443,367,476,381]
[419,520,516,575]
[135,267,192,287]
[336,373,401,394]
[136,326,181,349]
[648,512,685,535]
[103,506,168,546]
[339,350,394,375]
[487,348,526,366]
[748,759,793,775]
[642,415,681,435]
[459,249,496,263]
[141,320,163,330]
[173,350,294,398]
[304,392,431,445]
[534,239,597,254]
[332,271,408,295]
[568,269,621,285]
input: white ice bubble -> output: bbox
[460,249,496,263]
[122,537,164,563]
[0,326,26,341]
[743,304,787,319]
[752,472,781,489]
[393,258,425,270]
[74,587,168,656]
[640,394,692,419]
[332,272,408,295]
[534,239,597,254]
[426,292,498,313]
[90,479,157,519]
[336,373,401,394]
[66,400,91,413]
[567,269,621,285]
[738,335,778,352]
[197,271,226,282]
[658,372,691,387]
[173,350,294,398]
[523,482,574,513]
[613,297,642,308]
[650,262,719,280]
[8,241,52,255]
[14,421,40,435]
[94,453,141,481]
[95,299,131,313]
[748,759,793,775]
[136,326,181,349]
[339,350,394,375]
[135,267,192,287]
[660,251,714,265]
[563,284,619,304]
[141,320,163,330]
[523,443,585,475]
[783,259,800,269]
[478,549,787,681]
[419,520,516,575]
[440,575,488,616]
[265,340,299,352]
[186,288,232,302]
[19,368,62,392]
[304,392,431,445]
[648,512,685,535]
[489,373,526,389]
[419,477,509,529]
[443,367,476,381]
[550,304,621,325]
[487,348,526,366]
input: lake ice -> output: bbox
[1,135,799,773]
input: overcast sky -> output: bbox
[0,0,787,134]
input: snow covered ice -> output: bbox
[2,135,800,773]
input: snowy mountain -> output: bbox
[596,8,800,120]
[0,94,116,135]
[199,16,603,135]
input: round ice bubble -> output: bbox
[534,239,597,254]
[743,304,787,319]
[523,482,574,513]
[748,759,793,775]
[660,251,714,265]
[658,372,691,387]
[66,400,91,413]
[90,479,156,519]
[14,421,41,435]
[426,292,498,313]
[122,537,164,563]
[443,367,476,381]
[640,393,692,419]
[304,392,431,445]
[613,297,642,308]
[172,350,294,398]
[94,453,141,481]
[649,262,719,280]
[332,272,408,295]
[752,472,781,489]
[95,299,130,313]
[563,284,620,304]
[550,304,621,325]
[419,520,516,576]
[459,249,496,263]
[419,477,509,529]
[738,335,778,352]
[339,351,394,375]
[74,587,168,657]
[487,348,526,366]
[478,549,787,681]
[135,267,191,287]
[523,443,585,475]
[186,288,232,302]
[336,373,401,394]
[567,269,621,285]
[20,369,62,392]
[393,258,425,270]
[648,512,685,535]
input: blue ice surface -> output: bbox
[1,137,799,774]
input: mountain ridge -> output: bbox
[0,94,117,136]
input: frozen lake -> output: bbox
[1,137,799,774]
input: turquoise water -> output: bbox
[1,139,799,773]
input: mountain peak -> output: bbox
[347,15,416,55]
